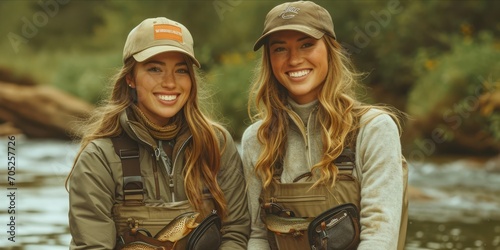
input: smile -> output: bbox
[157,94,177,101]
[288,69,311,78]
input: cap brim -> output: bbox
[133,45,201,68]
[253,24,324,51]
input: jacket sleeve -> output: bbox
[217,129,251,249]
[241,123,272,250]
[68,140,117,250]
[356,113,403,250]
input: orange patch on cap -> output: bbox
[154,24,183,42]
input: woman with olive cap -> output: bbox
[67,17,250,249]
[242,1,408,250]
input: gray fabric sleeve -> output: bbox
[356,112,403,250]
[241,122,272,250]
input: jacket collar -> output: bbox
[286,98,319,137]
[119,106,192,156]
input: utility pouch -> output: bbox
[260,172,360,250]
[307,203,360,250]
[113,200,214,250]
[186,211,222,250]
[114,209,190,250]
[115,211,222,250]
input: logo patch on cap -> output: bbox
[279,5,300,19]
[154,24,183,42]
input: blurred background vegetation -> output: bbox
[0,0,499,157]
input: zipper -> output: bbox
[170,136,192,202]
[288,111,308,150]
[305,106,318,168]
[288,106,318,169]
[325,210,348,228]
[274,195,326,203]
[157,140,173,174]
[157,140,175,202]
[155,136,193,203]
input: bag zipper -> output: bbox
[324,210,348,229]
[273,195,326,203]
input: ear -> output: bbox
[126,74,135,88]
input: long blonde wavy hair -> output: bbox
[248,35,402,189]
[66,56,228,218]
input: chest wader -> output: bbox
[260,148,361,250]
[261,149,409,250]
[399,156,409,250]
[110,132,218,250]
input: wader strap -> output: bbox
[334,148,355,171]
[111,132,144,204]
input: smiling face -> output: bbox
[268,30,328,104]
[127,52,192,126]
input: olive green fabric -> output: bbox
[68,107,250,249]
[260,170,361,250]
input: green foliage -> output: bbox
[345,0,500,106]
[1,0,499,153]
[206,54,257,140]
[407,33,500,150]
[408,34,499,117]
[51,51,121,104]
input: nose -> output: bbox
[288,49,303,66]
[161,72,176,88]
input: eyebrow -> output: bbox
[269,36,312,46]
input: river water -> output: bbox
[1,137,499,249]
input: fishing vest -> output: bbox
[110,132,217,250]
[260,148,409,250]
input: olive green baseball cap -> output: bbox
[123,17,200,68]
[253,1,336,51]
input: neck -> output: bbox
[131,104,180,140]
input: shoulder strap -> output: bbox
[398,156,409,250]
[334,148,356,171]
[111,132,144,205]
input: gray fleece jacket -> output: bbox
[241,99,404,250]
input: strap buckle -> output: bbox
[123,176,144,202]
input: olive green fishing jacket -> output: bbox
[68,108,250,249]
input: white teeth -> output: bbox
[158,95,177,101]
[288,70,310,78]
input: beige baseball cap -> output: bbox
[253,1,336,51]
[123,17,200,68]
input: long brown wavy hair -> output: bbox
[66,56,228,218]
[248,35,403,189]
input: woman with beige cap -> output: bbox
[242,1,407,250]
[67,17,249,249]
